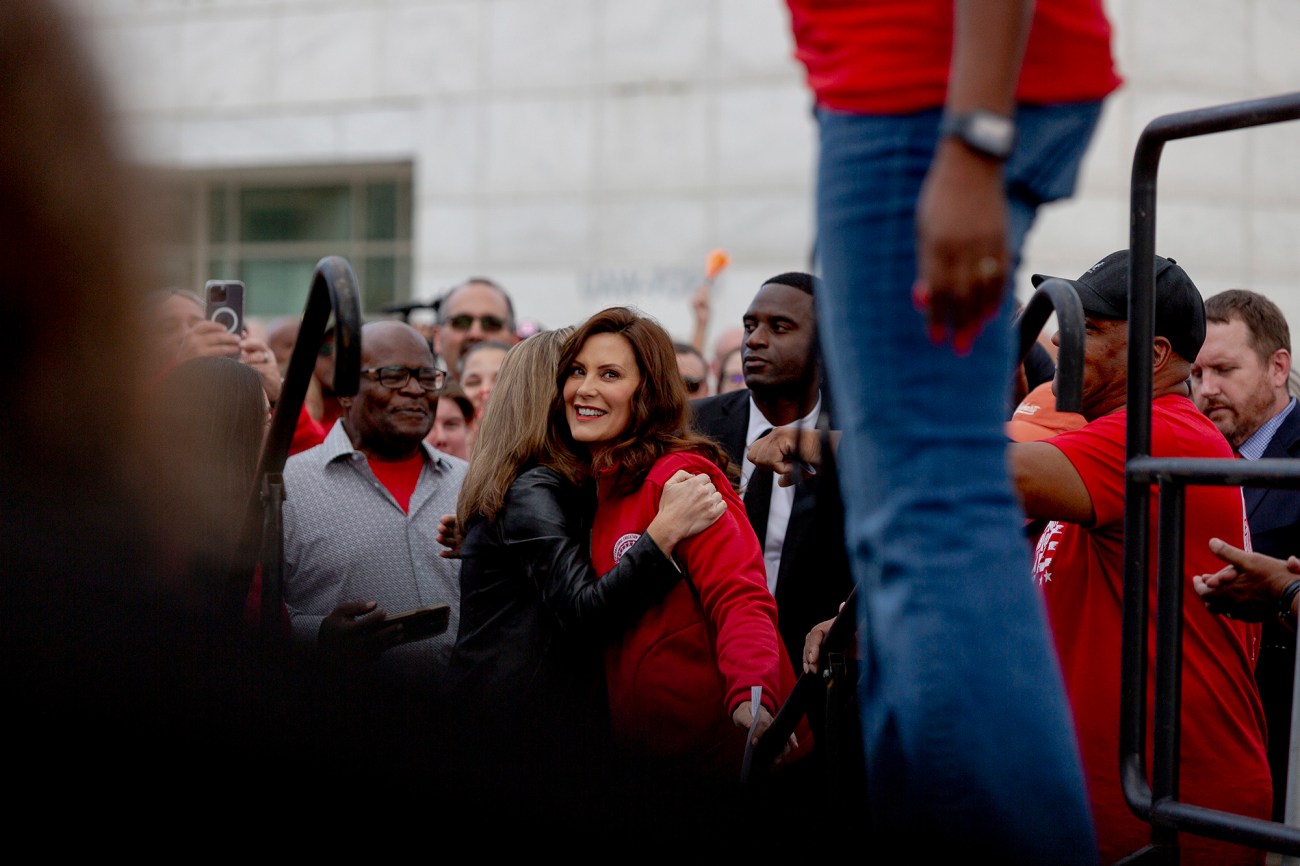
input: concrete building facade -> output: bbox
[71,0,1300,350]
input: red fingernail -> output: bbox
[953,325,978,356]
[928,322,945,346]
[912,280,930,311]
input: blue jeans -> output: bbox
[815,101,1102,863]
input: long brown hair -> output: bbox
[558,306,727,495]
[149,356,268,573]
[456,327,582,526]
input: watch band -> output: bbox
[939,109,1016,162]
[1278,579,1300,626]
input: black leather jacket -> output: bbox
[445,465,682,802]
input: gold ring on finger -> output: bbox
[977,256,1001,280]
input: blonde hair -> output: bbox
[456,327,581,526]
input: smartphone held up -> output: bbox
[204,280,246,335]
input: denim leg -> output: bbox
[815,105,1099,863]
[1005,99,1106,278]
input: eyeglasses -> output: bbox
[446,314,508,333]
[360,366,447,391]
[683,376,705,395]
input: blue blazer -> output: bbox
[1242,401,1300,821]
[1245,403,1300,561]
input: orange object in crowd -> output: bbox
[704,248,731,280]
[1006,381,1086,443]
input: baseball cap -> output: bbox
[1006,381,1087,443]
[1030,249,1206,361]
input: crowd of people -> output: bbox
[140,263,848,837]
[137,236,1300,861]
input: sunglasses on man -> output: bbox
[446,314,508,333]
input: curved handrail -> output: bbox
[1120,91,1300,859]
[744,584,856,783]
[1011,278,1085,414]
[228,256,363,634]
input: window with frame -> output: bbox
[152,164,413,319]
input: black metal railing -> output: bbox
[746,93,1300,866]
[1013,275,1086,413]
[1118,92,1300,864]
[227,256,363,640]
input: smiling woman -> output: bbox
[445,325,726,817]
[564,332,642,449]
[556,306,812,816]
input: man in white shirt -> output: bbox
[689,272,852,676]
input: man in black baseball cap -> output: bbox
[1031,249,1207,363]
[1008,250,1270,862]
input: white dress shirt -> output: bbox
[741,394,822,595]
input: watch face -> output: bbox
[942,110,1015,160]
[969,112,1014,153]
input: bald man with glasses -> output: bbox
[282,320,467,692]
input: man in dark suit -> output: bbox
[1192,288,1300,822]
[689,272,853,683]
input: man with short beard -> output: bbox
[1192,288,1300,822]
[282,320,467,690]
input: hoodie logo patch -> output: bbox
[613,533,640,563]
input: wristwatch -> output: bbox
[939,109,1016,162]
[1278,579,1300,627]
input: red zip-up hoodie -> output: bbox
[592,449,810,780]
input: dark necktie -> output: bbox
[745,428,774,547]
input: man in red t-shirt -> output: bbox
[1012,250,1271,865]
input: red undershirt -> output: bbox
[367,451,425,513]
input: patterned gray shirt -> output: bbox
[282,420,467,684]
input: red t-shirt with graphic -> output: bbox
[1033,394,1269,865]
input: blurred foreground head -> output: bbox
[0,3,240,609]
[0,1,160,572]
[0,0,470,808]
[0,0,269,787]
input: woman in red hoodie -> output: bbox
[558,306,810,805]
